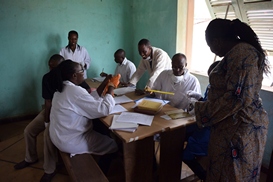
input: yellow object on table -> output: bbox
[137,99,163,112]
[145,88,174,95]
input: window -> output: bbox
[190,0,273,86]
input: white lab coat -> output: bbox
[114,58,136,83]
[59,45,91,79]
[49,81,117,155]
[152,69,201,110]
[129,47,172,88]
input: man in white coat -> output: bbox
[59,30,91,79]
[129,39,171,88]
[151,53,201,110]
[100,49,136,86]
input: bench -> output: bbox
[59,151,109,182]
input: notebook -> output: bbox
[109,115,138,132]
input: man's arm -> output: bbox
[129,60,147,86]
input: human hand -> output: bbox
[187,99,197,115]
[187,90,202,101]
[135,89,145,95]
[106,85,115,95]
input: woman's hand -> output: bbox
[106,85,115,95]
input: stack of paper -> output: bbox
[116,112,154,126]
[109,115,138,132]
[137,99,163,112]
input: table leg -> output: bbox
[159,126,186,182]
[123,136,154,182]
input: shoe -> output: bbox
[14,160,39,169]
[40,171,56,182]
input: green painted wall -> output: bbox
[0,0,133,118]
[0,0,177,118]
[131,0,178,89]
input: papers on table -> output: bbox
[110,105,127,114]
[116,112,154,126]
[134,97,170,107]
[109,115,138,132]
[114,87,135,96]
[114,95,133,105]
[92,77,105,82]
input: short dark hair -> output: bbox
[138,39,150,46]
[114,49,125,56]
[48,54,64,64]
[172,53,187,61]
[68,30,78,37]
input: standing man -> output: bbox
[100,49,136,86]
[60,30,91,79]
[129,39,172,88]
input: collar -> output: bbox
[120,57,128,66]
[63,80,76,86]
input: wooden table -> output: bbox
[86,79,195,182]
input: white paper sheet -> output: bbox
[109,115,138,132]
[110,105,127,114]
[114,95,133,105]
[115,112,154,126]
[92,77,105,82]
[114,87,135,96]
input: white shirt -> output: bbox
[59,45,91,79]
[152,69,201,110]
[129,47,172,88]
[49,81,116,155]
[114,58,136,83]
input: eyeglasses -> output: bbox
[76,69,84,73]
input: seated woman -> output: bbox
[49,60,118,173]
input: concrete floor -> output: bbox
[0,120,267,182]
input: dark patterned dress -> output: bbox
[195,42,269,181]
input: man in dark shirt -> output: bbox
[14,54,90,182]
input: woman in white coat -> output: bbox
[49,60,118,172]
